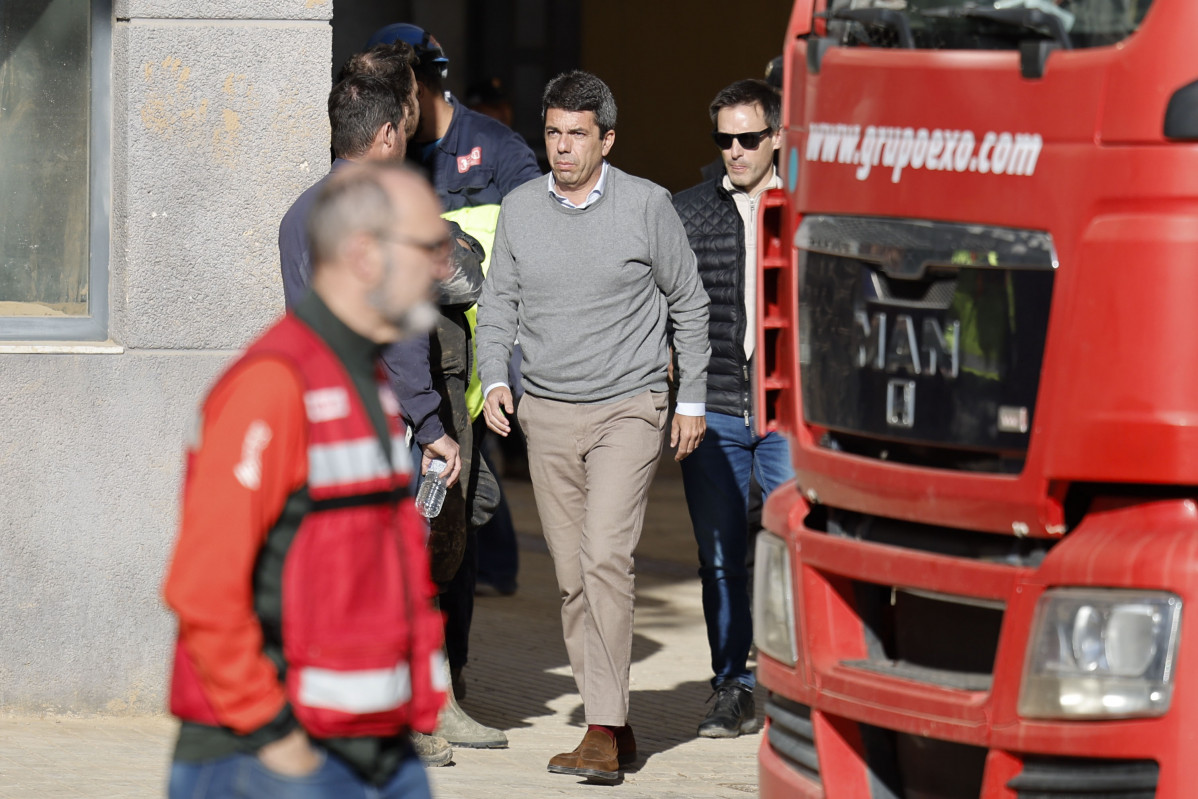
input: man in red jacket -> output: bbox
[163,162,450,797]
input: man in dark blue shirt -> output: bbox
[278,73,465,491]
[365,23,541,753]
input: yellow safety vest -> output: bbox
[442,204,502,420]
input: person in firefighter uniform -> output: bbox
[367,22,542,749]
[163,162,449,798]
[280,62,465,495]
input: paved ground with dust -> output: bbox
[0,458,764,798]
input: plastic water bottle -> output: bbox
[415,458,448,519]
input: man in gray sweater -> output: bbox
[477,71,710,784]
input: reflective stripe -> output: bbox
[298,662,411,714]
[304,387,351,423]
[309,438,391,488]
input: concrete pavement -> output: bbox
[0,459,763,798]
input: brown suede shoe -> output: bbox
[547,726,637,772]
[547,729,621,782]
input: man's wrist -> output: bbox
[484,382,510,399]
[674,401,705,417]
[413,419,447,446]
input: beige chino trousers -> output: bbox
[517,390,668,726]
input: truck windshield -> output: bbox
[825,0,1152,50]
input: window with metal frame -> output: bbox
[0,0,110,341]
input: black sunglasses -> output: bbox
[711,128,773,150]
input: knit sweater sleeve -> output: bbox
[475,203,519,395]
[647,186,711,404]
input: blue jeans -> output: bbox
[168,745,429,799]
[679,411,794,690]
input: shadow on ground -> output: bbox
[454,461,766,765]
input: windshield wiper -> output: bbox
[828,7,916,49]
[920,4,1073,48]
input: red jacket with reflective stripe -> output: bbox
[165,314,446,740]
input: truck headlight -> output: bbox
[753,531,798,667]
[1018,588,1181,719]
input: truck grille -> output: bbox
[820,506,1053,692]
[797,215,1056,474]
[1008,756,1159,798]
[844,582,1002,691]
[767,700,1158,798]
[859,722,987,799]
[765,695,820,784]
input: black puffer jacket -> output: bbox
[672,179,751,419]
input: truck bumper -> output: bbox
[756,483,1198,798]
[758,719,823,798]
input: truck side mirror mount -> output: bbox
[1164,80,1198,140]
[806,36,836,75]
[1020,40,1058,80]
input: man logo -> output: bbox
[853,310,960,378]
[853,310,959,428]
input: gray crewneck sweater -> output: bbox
[477,165,710,405]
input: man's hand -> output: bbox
[421,434,461,488]
[257,728,322,777]
[671,413,706,462]
[483,386,515,437]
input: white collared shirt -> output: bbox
[548,161,609,210]
[723,169,783,360]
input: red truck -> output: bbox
[753,1,1196,796]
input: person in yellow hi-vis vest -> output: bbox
[444,204,501,419]
[368,22,542,751]
[445,193,524,600]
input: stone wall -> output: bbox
[0,0,331,713]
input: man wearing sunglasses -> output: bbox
[280,70,470,500]
[672,78,796,739]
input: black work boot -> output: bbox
[697,681,758,738]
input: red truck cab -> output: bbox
[753,1,1198,796]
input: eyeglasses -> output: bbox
[375,231,452,261]
[711,128,773,150]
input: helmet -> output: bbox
[367,23,449,74]
[764,55,784,91]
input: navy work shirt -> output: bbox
[409,96,541,211]
[277,158,447,445]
